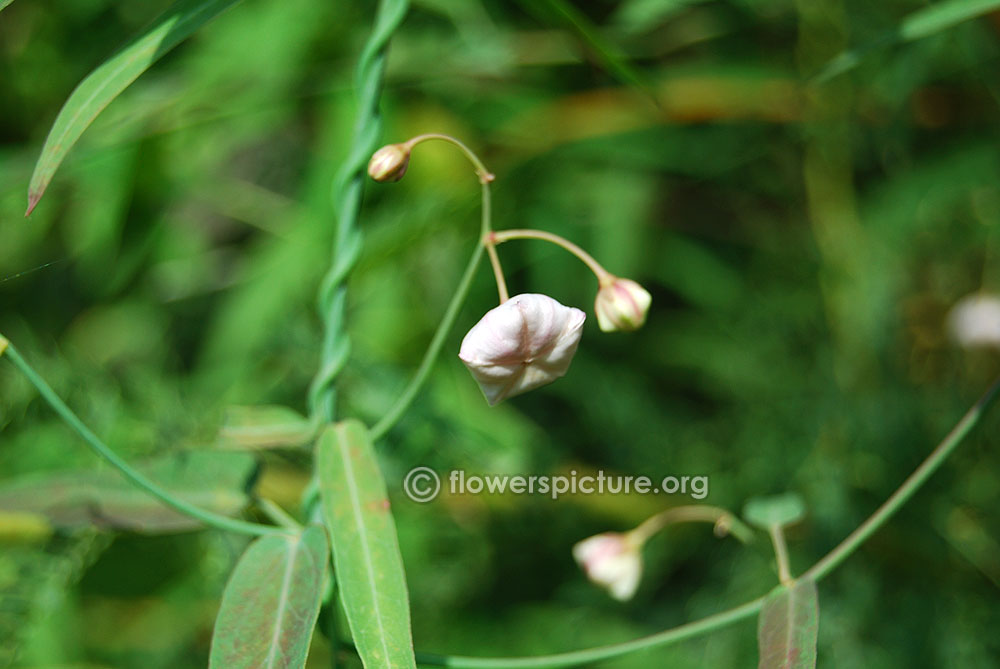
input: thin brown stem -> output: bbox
[404,133,495,185]
[485,240,509,303]
[628,505,754,546]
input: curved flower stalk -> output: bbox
[459,294,585,405]
[489,228,652,333]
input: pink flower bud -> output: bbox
[459,293,585,405]
[367,144,410,182]
[572,532,643,601]
[594,277,651,332]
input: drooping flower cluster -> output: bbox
[367,137,651,405]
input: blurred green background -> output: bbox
[2,0,1000,667]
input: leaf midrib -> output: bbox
[263,534,303,669]
[781,586,795,666]
[340,430,394,665]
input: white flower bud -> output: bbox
[948,293,1000,348]
[572,532,643,601]
[594,277,651,332]
[367,144,410,182]
[459,293,585,405]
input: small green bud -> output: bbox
[367,143,410,182]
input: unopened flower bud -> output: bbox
[459,293,585,406]
[367,143,410,182]
[948,293,1000,349]
[594,277,651,332]
[572,532,643,601]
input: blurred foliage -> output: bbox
[2,0,1000,667]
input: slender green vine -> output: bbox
[370,240,484,441]
[0,340,284,538]
[307,0,410,425]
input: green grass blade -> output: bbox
[514,0,657,102]
[815,0,1000,82]
[757,579,819,669]
[209,526,328,669]
[318,421,417,669]
[24,0,242,216]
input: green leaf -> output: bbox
[743,493,806,530]
[0,451,255,533]
[209,526,328,669]
[317,421,416,669]
[815,0,1000,82]
[25,0,242,216]
[0,0,14,13]
[757,578,819,669]
[217,405,317,450]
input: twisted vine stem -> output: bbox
[307,0,410,424]
[301,4,410,666]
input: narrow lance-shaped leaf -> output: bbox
[25,0,242,216]
[318,420,417,669]
[210,525,328,669]
[757,578,819,669]
[0,0,15,14]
